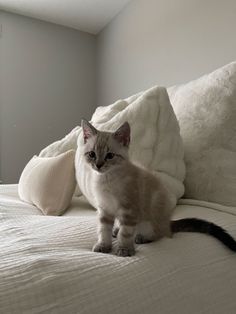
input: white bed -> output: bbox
[2,62,236,313]
[1,184,236,314]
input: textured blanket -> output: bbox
[1,185,236,314]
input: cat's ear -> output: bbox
[113,122,130,147]
[81,119,97,143]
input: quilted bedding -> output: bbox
[1,185,236,314]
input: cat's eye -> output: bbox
[88,151,96,159]
[105,152,115,160]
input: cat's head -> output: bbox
[81,119,130,173]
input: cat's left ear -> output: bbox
[113,122,130,147]
[81,119,97,143]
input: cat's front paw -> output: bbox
[92,242,112,254]
[116,246,135,257]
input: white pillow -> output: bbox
[18,150,76,215]
[168,61,236,207]
[39,127,82,196]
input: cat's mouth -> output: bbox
[93,166,106,173]
[93,162,107,173]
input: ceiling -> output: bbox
[0,0,132,34]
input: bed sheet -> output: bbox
[0,185,236,314]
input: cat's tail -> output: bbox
[171,218,236,252]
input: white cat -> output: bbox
[75,120,236,257]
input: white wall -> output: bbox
[1,0,236,183]
[0,11,96,183]
[96,0,236,106]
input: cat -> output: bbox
[78,119,236,257]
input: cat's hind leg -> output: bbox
[113,221,156,244]
[135,221,156,244]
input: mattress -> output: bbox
[0,185,236,314]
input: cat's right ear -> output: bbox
[113,122,130,147]
[81,119,97,143]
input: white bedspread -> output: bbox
[1,185,236,314]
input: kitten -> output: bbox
[79,119,236,257]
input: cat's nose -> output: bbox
[96,163,104,170]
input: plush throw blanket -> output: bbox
[40,86,185,206]
[168,61,236,207]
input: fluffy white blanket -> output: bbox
[38,61,236,208]
[168,61,236,207]
[41,86,185,205]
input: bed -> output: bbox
[1,185,236,313]
[1,61,236,313]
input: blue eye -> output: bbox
[106,152,115,160]
[89,151,96,159]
